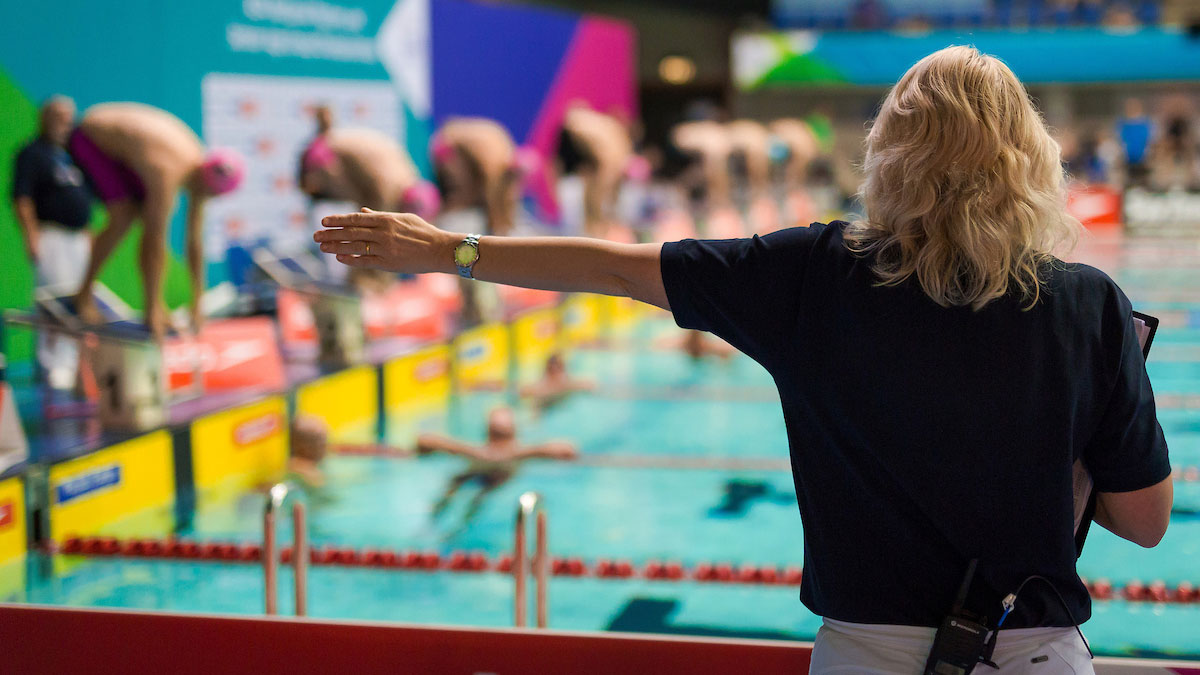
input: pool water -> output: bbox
[13,229,1200,659]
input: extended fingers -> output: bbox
[335,254,383,268]
[313,227,379,243]
[319,241,374,256]
[321,211,389,228]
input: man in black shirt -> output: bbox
[11,96,94,389]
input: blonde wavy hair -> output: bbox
[845,46,1080,310]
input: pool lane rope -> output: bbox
[332,444,1200,481]
[54,536,1199,605]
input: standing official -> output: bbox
[11,96,94,389]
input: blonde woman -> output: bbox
[316,47,1170,673]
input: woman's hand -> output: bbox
[315,208,456,274]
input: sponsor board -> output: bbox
[512,308,562,379]
[561,294,603,346]
[601,295,639,334]
[48,432,174,542]
[384,345,451,414]
[452,323,510,387]
[1124,188,1200,235]
[1067,185,1122,228]
[296,366,379,442]
[0,477,26,567]
[163,317,286,394]
[191,397,288,496]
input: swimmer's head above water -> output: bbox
[487,407,517,443]
[291,415,329,463]
[545,353,566,379]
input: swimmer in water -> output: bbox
[286,415,330,489]
[418,407,576,521]
[656,329,737,362]
[518,353,595,410]
[69,102,245,338]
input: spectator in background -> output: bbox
[1117,98,1153,187]
[11,96,94,390]
[1150,110,1200,190]
[1063,128,1109,184]
[1102,1,1139,27]
[850,0,888,30]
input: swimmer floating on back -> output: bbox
[418,406,576,522]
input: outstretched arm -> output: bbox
[416,433,485,460]
[515,441,578,460]
[314,209,669,310]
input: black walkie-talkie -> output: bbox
[923,559,995,675]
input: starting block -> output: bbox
[0,377,28,475]
[252,247,366,368]
[5,283,285,432]
[83,326,169,431]
[6,285,173,431]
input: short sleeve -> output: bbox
[12,147,38,199]
[659,225,821,365]
[1084,288,1171,492]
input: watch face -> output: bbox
[454,242,478,267]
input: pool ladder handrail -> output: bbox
[514,491,548,628]
[263,483,309,616]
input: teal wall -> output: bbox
[0,0,430,365]
[737,27,1200,89]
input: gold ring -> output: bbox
[365,242,371,255]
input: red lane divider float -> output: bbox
[53,536,1199,604]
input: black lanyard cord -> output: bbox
[993,575,1094,660]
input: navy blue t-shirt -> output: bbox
[12,138,93,230]
[660,222,1170,629]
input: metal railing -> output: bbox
[263,483,309,616]
[513,491,548,628]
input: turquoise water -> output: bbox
[14,233,1200,660]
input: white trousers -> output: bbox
[810,619,1094,675]
[35,225,90,389]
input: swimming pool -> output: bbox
[11,229,1200,660]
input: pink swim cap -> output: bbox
[401,180,442,220]
[624,155,651,182]
[511,145,541,178]
[302,137,337,170]
[430,135,456,165]
[201,148,246,196]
